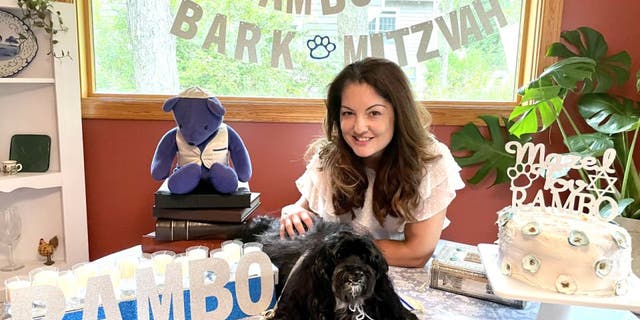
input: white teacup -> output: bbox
[1,160,22,175]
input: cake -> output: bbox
[494,141,633,297]
[496,206,632,296]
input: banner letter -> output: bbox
[170,0,203,40]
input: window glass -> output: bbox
[91,0,523,101]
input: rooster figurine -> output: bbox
[38,236,59,266]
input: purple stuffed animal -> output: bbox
[150,87,252,194]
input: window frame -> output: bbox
[77,0,564,125]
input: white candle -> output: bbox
[32,270,59,286]
[5,277,31,302]
[243,242,263,254]
[152,251,175,276]
[72,263,96,290]
[173,254,190,276]
[210,248,228,260]
[117,257,137,280]
[186,246,209,260]
[57,271,80,300]
[222,240,243,264]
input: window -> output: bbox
[369,12,397,33]
[78,0,564,124]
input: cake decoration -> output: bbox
[505,141,619,219]
[496,141,633,296]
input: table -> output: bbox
[91,244,640,320]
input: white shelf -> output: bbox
[0,78,55,84]
[0,172,62,192]
[0,2,89,288]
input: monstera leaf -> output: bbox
[578,93,640,134]
[564,132,614,157]
[451,115,531,185]
[508,57,596,137]
[547,27,631,93]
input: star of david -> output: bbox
[586,169,618,197]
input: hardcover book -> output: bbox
[154,180,260,209]
[140,232,223,253]
[153,199,260,223]
[430,241,526,309]
[155,219,250,241]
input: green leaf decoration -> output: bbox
[509,96,564,137]
[547,27,630,93]
[509,57,596,137]
[537,57,597,89]
[564,132,614,156]
[451,115,530,185]
[578,93,640,134]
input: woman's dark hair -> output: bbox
[309,57,440,224]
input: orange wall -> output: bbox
[81,0,640,260]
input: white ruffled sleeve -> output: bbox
[294,153,339,222]
[414,142,465,225]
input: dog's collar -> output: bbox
[348,303,375,320]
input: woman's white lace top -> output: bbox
[295,141,465,239]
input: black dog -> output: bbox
[241,216,418,320]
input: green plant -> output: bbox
[451,26,640,219]
[17,0,70,59]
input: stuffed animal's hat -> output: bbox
[178,86,211,98]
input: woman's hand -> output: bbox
[279,201,315,239]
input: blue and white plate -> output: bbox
[0,9,38,77]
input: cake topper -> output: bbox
[505,141,619,221]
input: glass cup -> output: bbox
[151,250,175,284]
[242,242,263,254]
[116,256,138,298]
[185,245,209,260]
[242,242,264,276]
[173,253,190,288]
[208,248,230,282]
[72,262,97,300]
[4,275,31,316]
[29,266,59,313]
[5,275,31,302]
[57,270,82,308]
[92,264,121,298]
[30,266,59,287]
[221,240,243,265]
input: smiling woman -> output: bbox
[77,0,564,124]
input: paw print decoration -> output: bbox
[307,35,336,59]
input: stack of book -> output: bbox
[430,241,526,309]
[143,181,261,253]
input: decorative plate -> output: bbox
[0,9,38,77]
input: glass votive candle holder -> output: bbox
[57,270,81,306]
[4,275,31,303]
[186,245,209,260]
[221,240,243,264]
[30,266,59,287]
[94,264,121,295]
[151,250,176,278]
[242,242,263,254]
[172,253,190,288]
[117,256,138,281]
[72,262,96,289]
[116,256,138,298]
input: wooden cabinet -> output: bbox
[0,1,88,286]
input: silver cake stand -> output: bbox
[478,244,640,320]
